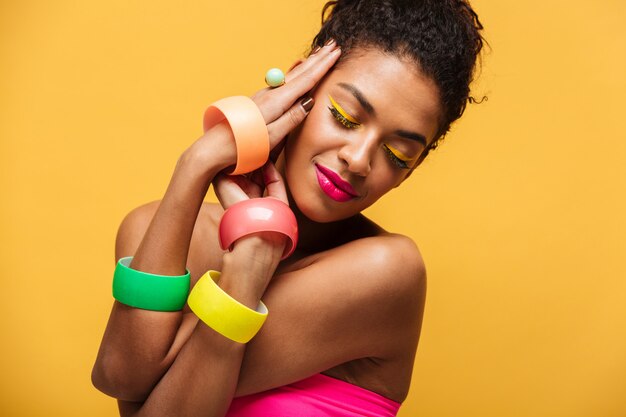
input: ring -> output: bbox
[265,68,285,88]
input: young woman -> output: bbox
[92,1,485,416]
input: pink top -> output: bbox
[225,373,401,417]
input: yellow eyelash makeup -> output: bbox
[384,144,415,163]
[328,94,360,125]
[326,94,414,169]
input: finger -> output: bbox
[212,174,251,209]
[266,95,314,143]
[256,43,341,123]
[283,40,335,83]
[250,60,303,103]
[285,59,305,76]
[276,46,339,114]
[262,162,288,205]
[246,167,265,193]
[250,43,327,103]
[238,174,264,199]
[215,171,266,205]
[269,136,286,164]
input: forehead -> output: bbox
[324,48,442,143]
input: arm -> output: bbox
[233,233,427,398]
[91,122,238,401]
[119,236,285,417]
[92,124,288,414]
[92,42,346,413]
[122,233,426,417]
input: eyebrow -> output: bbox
[337,82,428,147]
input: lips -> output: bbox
[315,164,359,202]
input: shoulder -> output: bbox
[234,232,427,397]
[332,230,427,306]
[353,232,425,278]
[338,232,427,334]
[314,231,428,365]
[117,200,222,229]
[115,200,224,278]
[333,214,427,282]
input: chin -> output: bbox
[301,203,343,223]
[291,187,360,224]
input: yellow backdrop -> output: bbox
[1,1,625,416]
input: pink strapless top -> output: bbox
[224,373,401,417]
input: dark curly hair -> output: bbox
[308,0,486,159]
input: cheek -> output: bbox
[305,104,334,136]
[363,166,409,199]
[287,107,337,159]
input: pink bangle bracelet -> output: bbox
[218,198,298,260]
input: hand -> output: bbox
[250,39,341,163]
[212,161,290,267]
[183,40,342,175]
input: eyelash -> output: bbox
[383,145,410,169]
[328,105,360,129]
[327,105,411,170]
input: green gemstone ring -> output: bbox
[265,68,285,88]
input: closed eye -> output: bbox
[383,145,411,169]
[327,94,414,170]
[328,105,360,129]
[328,94,360,129]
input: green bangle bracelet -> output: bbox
[112,256,191,311]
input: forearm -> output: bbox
[92,123,236,400]
[126,250,278,417]
[130,123,235,276]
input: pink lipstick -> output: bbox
[315,163,358,202]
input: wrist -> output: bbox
[180,120,238,180]
[219,198,297,261]
[229,231,285,269]
[220,249,278,308]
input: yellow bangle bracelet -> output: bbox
[187,270,268,343]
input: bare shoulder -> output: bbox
[117,199,223,229]
[334,217,427,319]
[320,213,426,292]
[115,200,225,280]
[329,231,428,354]
[235,228,427,402]
[347,231,426,283]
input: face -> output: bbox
[283,47,442,223]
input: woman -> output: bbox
[92,0,485,415]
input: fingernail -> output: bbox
[325,38,335,46]
[311,45,321,54]
[301,96,314,112]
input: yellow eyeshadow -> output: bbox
[328,94,360,124]
[385,144,415,162]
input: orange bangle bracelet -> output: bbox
[203,96,270,175]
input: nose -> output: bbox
[337,133,377,177]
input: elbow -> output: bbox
[91,361,119,398]
[91,355,152,402]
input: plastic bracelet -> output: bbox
[187,270,268,343]
[112,257,191,312]
[219,198,298,260]
[203,96,269,175]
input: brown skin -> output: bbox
[92,42,437,416]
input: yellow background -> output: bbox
[1,0,625,415]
